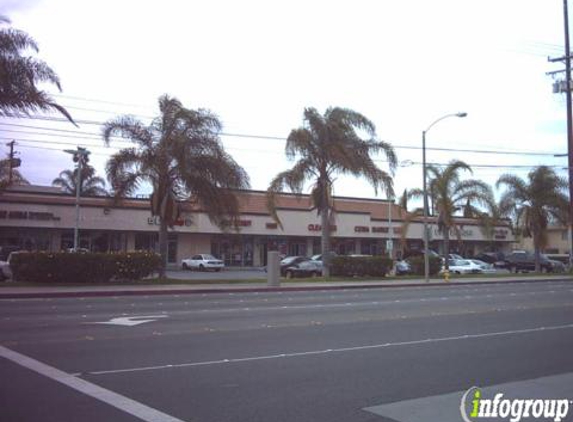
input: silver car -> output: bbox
[181,254,224,271]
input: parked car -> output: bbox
[395,260,412,275]
[475,251,507,269]
[442,259,483,274]
[181,254,224,271]
[0,250,22,281]
[543,255,566,273]
[504,251,555,273]
[282,258,322,278]
[0,245,20,262]
[447,253,464,260]
[468,259,497,274]
[279,256,308,274]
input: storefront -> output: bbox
[0,186,516,267]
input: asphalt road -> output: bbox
[1,280,572,422]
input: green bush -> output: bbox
[330,256,393,277]
[10,251,162,283]
[407,255,442,276]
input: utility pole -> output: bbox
[548,0,573,268]
[64,146,90,251]
[6,140,15,185]
[565,0,573,269]
[547,0,573,268]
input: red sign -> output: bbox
[308,224,337,232]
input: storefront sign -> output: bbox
[372,227,389,233]
[308,224,337,232]
[0,210,60,221]
[266,222,278,229]
[433,228,474,238]
[221,219,252,227]
[494,228,508,239]
[354,226,370,233]
[147,216,192,227]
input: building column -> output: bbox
[127,232,136,251]
[306,237,314,257]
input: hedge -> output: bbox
[330,256,393,277]
[407,255,442,276]
[10,251,162,283]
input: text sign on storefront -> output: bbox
[433,228,474,238]
[494,228,509,239]
[354,226,370,233]
[147,216,192,227]
[308,224,337,232]
[0,210,61,221]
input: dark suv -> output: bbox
[504,251,555,273]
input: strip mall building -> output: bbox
[0,186,515,267]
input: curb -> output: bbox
[0,277,571,299]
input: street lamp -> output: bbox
[422,112,467,282]
[64,146,90,251]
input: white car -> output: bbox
[0,259,10,281]
[442,259,483,274]
[181,254,224,271]
[0,251,21,281]
[468,259,497,274]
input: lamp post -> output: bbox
[422,112,467,282]
[64,146,90,251]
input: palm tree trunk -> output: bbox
[443,226,450,271]
[321,208,331,277]
[533,232,541,273]
[158,219,168,280]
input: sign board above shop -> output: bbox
[147,216,192,227]
[0,210,60,221]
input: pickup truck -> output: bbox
[504,251,556,273]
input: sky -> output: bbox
[0,0,570,207]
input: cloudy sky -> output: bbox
[1,0,570,205]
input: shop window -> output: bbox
[135,233,158,252]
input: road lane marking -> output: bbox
[88,315,168,327]
[83,323,573,376]
[0,345,187,422]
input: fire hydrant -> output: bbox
[443,269,450,282]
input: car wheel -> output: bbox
[216,268,222,272]
[182,262,189,270]
[199,264,205,271]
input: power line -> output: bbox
[9,140,560,171]
[0,119,563,157]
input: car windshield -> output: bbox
[203,254,217,260]
[455,260,470,266]
[281,256,300,264]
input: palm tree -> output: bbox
[52,164,108,196]
[0,157,29,190]
[497,166,569,272]
[267,107,397,276]
[409,160,495,270]
[103,94,250,278]
[0,16,75,124]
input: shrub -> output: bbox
[330,256,393,277]
[407,255,442,276]
[10,251,162,283]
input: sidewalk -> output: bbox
[0,274,571,299]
